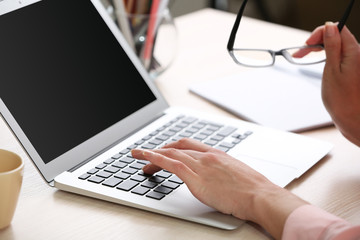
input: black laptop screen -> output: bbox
[0,0,156,164]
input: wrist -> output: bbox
[250,185,308,239]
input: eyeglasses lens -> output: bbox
[231,50,274,67]
[284,45,326,65]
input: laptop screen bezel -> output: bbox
[0,0,169,184]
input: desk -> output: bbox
[1,8,360,240]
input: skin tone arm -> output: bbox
[132,22,360,239]
[132,139,307,239]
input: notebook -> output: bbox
[189,62,333,132]
[0,0,333,230]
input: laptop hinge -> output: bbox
[67,111,166,173]
[48,180,55,187]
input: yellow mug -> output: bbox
[0,149,24,229]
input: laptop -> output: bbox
[0,0,333,230]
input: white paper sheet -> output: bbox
[189,62,333,132]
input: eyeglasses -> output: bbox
[227,0,355,67]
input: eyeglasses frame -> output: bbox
[227,0,355,67]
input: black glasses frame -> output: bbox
[227,0,355,67]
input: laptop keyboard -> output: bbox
[78,115,253,200]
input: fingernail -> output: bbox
[142,149,154,157]
[131,148,141,156]
[325,21,335,37]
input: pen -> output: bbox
[143,0,160,70]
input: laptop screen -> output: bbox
[0,0,156,164]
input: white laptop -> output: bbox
[0,0,333,230]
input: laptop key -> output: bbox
[157,126,166,131]
[211,135,224,141]
[169,127,182,132]
[219,142,235,149]
[171,136,183,141]
[142,135,152,141]
[206,126,220,132]
[131,186,150,195]
[148,139,163,146]
[141,180,158,189]
[116,180,139,191]
[217,126,237,137]
[96,171,112,179]
[244,131,253,136]
[120,156,134,164]
[79,173,91,180]
[104,166,120,174]
[146,191,166,200]
[87,168,99,174]
[88,176,104,184]
[104,158,115,164]
[149,130,159,136]
[102,177,122,187]
[154,186,172,194]
[141,143,156,149]
[155,171,172,179]
[179,132,192,138]
[194,133,207,141]
[122,167,138,175]
[204,139,218,146]
[182,117,197,124]
[135,139,145,145]
[161,181,180,189]
[130,174,146,182]
[148,176,165,183]
[155,134,169,141]
[200,130,214,136]
[185,127,199,134]
[163,130,176,137]
[136,160,150,165]
[119,148,130,155]
[114,172,130,180]
[112,161,127,169]
[232,138,242,144]
[95,163,107,169]
[130,162,145,170]
[168,175,184,184]
[127,144,137,150]
[175,123,188,129]
[111,153,122,159]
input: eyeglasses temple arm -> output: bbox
[337,0,355,32]
[318,0,354,48]
[227,0,248,51]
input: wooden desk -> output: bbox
[1,8,359,240]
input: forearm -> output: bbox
[249,185,308,239]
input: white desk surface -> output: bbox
[1,8,360,240]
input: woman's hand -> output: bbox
[293,22,360,146]
[131,138,307,239]
[320,22,360,146]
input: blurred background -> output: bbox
[169,0,360,40]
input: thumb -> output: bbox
[323,22,341,70]
[339,25,360,64]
